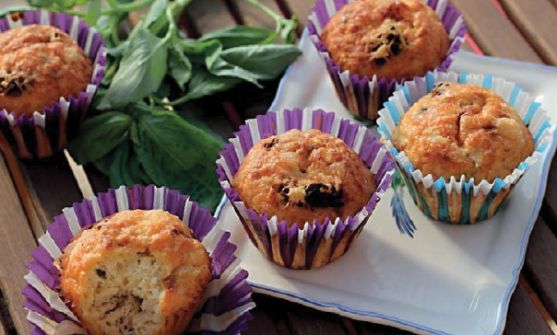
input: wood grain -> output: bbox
[525,218,557,320]
[187,0,237,34]
[504,284,553,335]
[0,155,35,335]
[544,162,557,224]
[499,0,557,65]
[286,310,347,335]
[230,0,281,29]
[450,0,541,62]
[279,0,313,25]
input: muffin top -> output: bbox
[391,82,535,182]
[59,210,211,335]
[0,25,93,116]
[233,129,376,227]
[321,0,449,80]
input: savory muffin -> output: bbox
[233,129,376,226]
[0,25,92,116]
[59,210,211,335]
[392,82,535,181]
[321,0,449,80]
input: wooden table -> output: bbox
[1,0,557,334]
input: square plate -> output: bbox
[215,31,557,335]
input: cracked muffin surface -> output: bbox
[59,210,211,335]
[392,82,535,182]
[321,0,449,80]
[0,25,92,116]
[233,129,376,227]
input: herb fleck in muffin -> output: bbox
[0,25,92,116]
[233,129,376,226]
[321,0,449,80]
[392,82,535,181]
[59,210,211,335]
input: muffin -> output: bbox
[321,0,449,81]
[233,129,376,226]
[0,11,104,160]
[218,109,394,269]
[59,210,212,335]
[0,25,92,116]
[378,72,548,224]
[308,0,465,120]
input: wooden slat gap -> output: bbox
[0,288,15,335]
[520,272,557,333]
[541,202,557,237]
[222,0,245,25]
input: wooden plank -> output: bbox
[187,0,237,34]
[504,284,553,335]
[0,155,35,335]
[244,307,278,335]
[499,0,557,65]
[280,0,313,26]
[544,162,557,223]
[231,0,281,29]
[285,310,347,335]
[358,322,412,335]
[449,0,541,62]
[525,218,557,320]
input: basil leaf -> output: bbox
[207,57,262,87]
[108,141,147,187]
[168,43,192,89]
[181,39,222,64]
[199,26,277,48]
[98,27,169,110]
[84,1,101,26]
[131,108,223,209]
[68,112,132,164]
[142,0,168,28]
[219,44,301,80]
[182,68,241,102]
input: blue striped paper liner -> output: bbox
[377,71,553,224]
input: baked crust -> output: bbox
[0,25,92,116]
[59,210,211,335]
[321,0,449,80]
[233,129,376,227]
[392,82,535,182]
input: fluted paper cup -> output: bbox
[308,0,466,121]
[216,108,395,269]
[22,185,254,335]
[377,71,553,224]
[0,10,106,160]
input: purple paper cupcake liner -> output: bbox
[22,185,255,335]
[0,10,106,160]
[308,0,466,121]
[216,108,395,269]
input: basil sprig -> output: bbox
[26,0,301,210]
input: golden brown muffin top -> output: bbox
[392,82,535,182]
[0,25,92,116]
[233,129,376,227]
[59,210,211,335]
[321,0,449,80]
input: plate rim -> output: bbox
[214,32,557,335]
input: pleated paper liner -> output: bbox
[0,10,106,160]
[22,185,255,335]
[307,0,466,121]
[377,71,553,224]
[216,108,396,270]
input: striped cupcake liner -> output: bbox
[216,108,395,269]
[0,10,106,160]
[22,185,255,335]
[307,0,466,121]
[377,71,553,224]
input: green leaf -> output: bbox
[68,112,133,164]
[142,0,168,28]
[207,57,262,87]
[131,108,223,210]
[27,0,54,6]
[98,26,169,110]
[199,26,277,48]
[181,68,241,103]
[219,44,301,80]
[84,1,101,26]
[168,42,192,90]
[108,141,147,187]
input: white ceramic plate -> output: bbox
[215,31,557,335]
